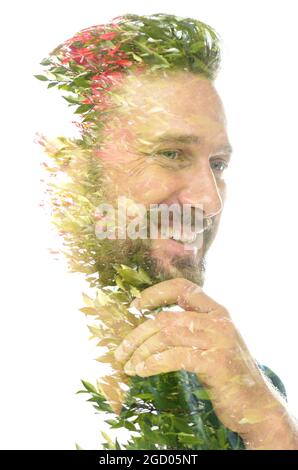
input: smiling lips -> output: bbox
[150,225,208,257]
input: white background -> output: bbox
[1,0,297,449]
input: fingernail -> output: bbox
[135,361,145,374]
[124,361,135,375]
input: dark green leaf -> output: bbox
[40,58,52,66]
[47,82,58,89]
[34,74,49,81]
[62,95,82,105]
[75,104,94,114]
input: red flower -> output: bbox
[108,45,121,56]
[116,59,133,67]
[67,46,98,65]
[82,97,94,104]
[91,75,102,81]
[98,32,117,41]
[72,32,93,42]
[104,70,123,77]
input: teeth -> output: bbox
[158,226,204,243]
[170,234,197,243]
[171,232,199,243]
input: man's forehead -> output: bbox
[135,130,231,149]
[121,68,210,90]
[131,112,228,148]
[133,129,232,156]
[119,71,219,106]
[102,70,228,148]
[111,71,226,127]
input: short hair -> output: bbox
[36,13,222,144]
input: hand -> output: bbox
[114,278,294,445]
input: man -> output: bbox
[37,13,298,449]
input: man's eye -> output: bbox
[156,149,183,160]
[210,159,229,173]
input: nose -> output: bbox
[177,162,223,218]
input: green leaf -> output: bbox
[75,442,84,450]
[189,41,205,54]
[79,307,97,315]
[47,82,58,88]
[34,74,49,81]
[123,421,138,432]
[82,112,96,122]
[216,426,228,448]
[115,275,125,291]
[82,292,94,307]
[178,432,202,445]
[129,52,143,62]
[134,392,154,400]
[52,73,67,81]
[40,58,52,66]
[114,265,152,287]
[81,379,98,394]
[62,95,83,105]
[70,77,91,87]
[51,66,68,74]
[105,419,118,426]
[129,286,141,297]
[101,431,116,449]
[75,104,94,114]
[115,438,122,450]
[193,389,211,400]
[58,84,73,91]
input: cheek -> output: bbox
[108,165,181,205]
[128,169,181,204]
[215,178,226,201]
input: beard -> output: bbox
[93,225,212,287]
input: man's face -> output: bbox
[95,70,232,285]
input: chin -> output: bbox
[148,244,206,286]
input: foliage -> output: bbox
[78,264,246,450]
[77,265,286,450]
[34,13,222,145]
[35,13,286,451]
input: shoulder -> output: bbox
[257,363,287,401]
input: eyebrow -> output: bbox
[149,132,233,154]
[150,133,201,145]
[213,143,233,155]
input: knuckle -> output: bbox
[210,306,230,319]
[161,327,176,345]
[175,277,192,289]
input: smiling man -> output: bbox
[96,69,230,286]
[37,13,298,450]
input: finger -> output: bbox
[130,278,223,313]
[124,326,211,374]
[134,346,209,377]
[114,311,183,363]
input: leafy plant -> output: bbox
[34,13,222,146]
[35,13,287,450]
[78,264,246,450]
